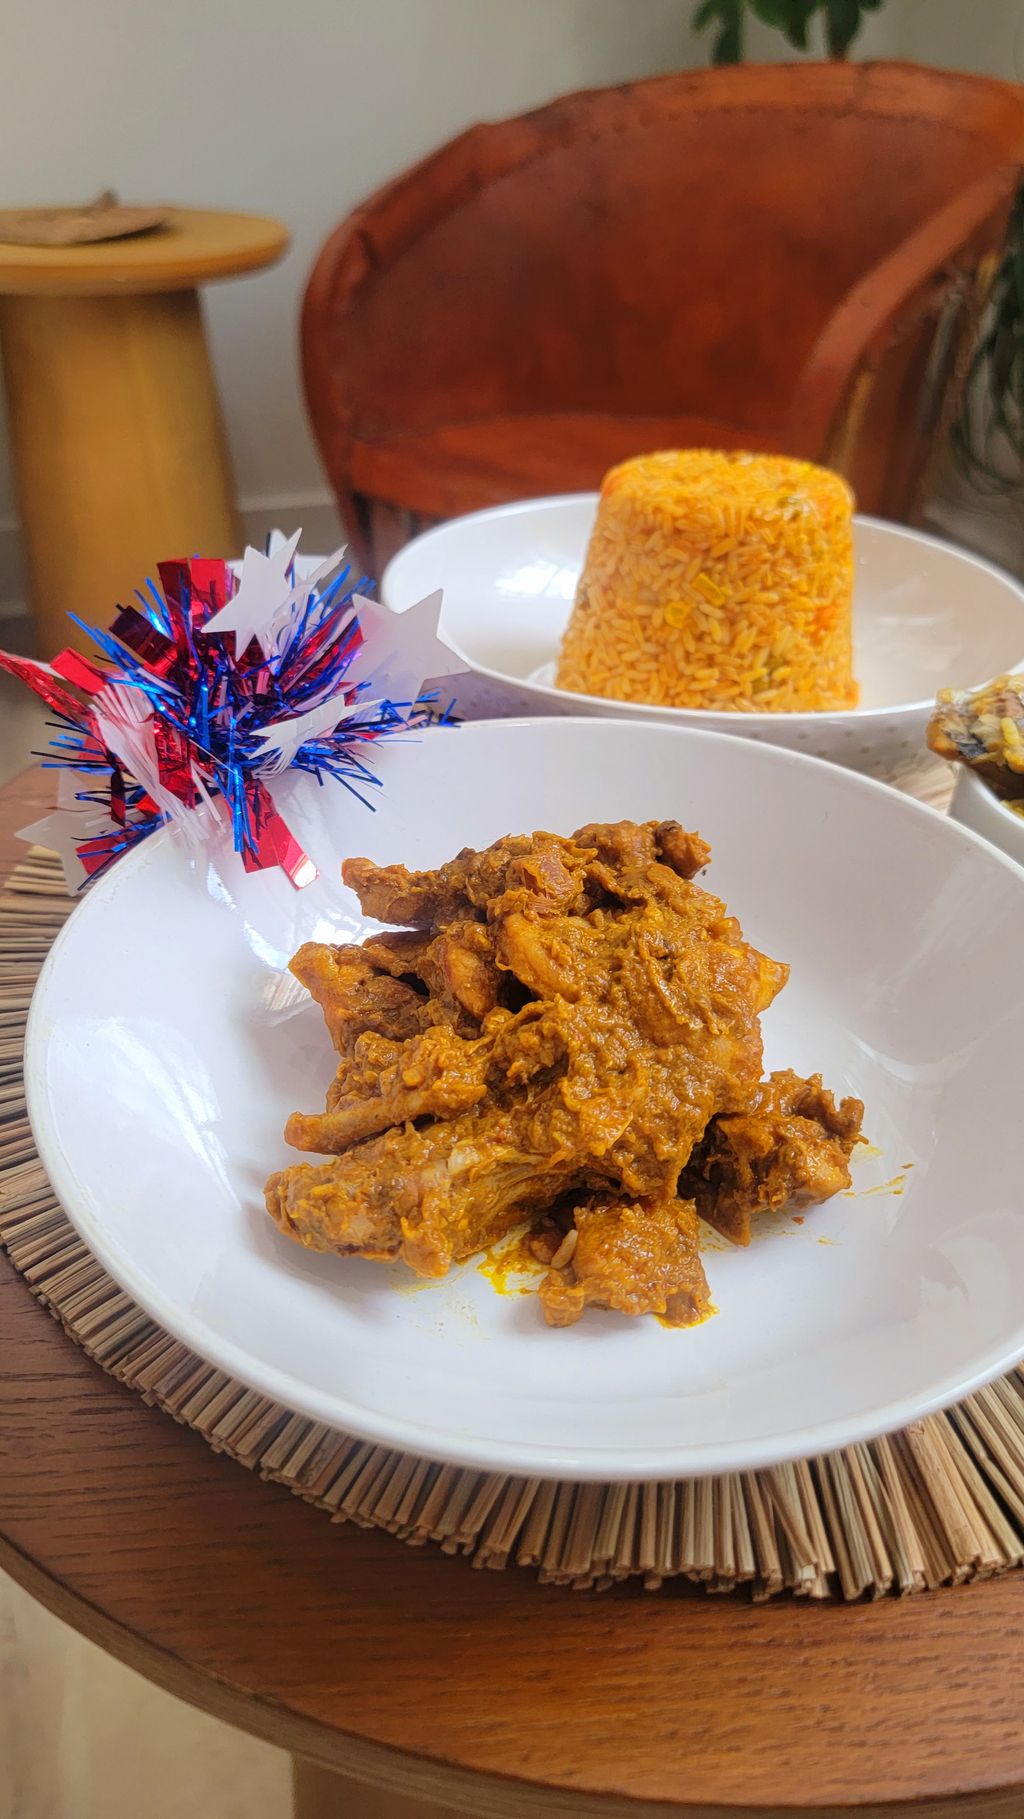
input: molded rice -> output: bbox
[556,450,857,713]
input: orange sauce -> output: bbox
[476,1225,544,1297]
[843,1171,907,1199]
[656,1300,718,1331]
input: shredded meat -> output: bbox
[680,1070,864,1246]
[538,1196,711,1328]
[264,821,864,1326]
[289,942,429,1053]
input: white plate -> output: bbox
[25,719,1024,1481]
[384,495,1024,786]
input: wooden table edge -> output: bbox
[0,214,290,295]
[5,1503,1023,1819]
[4,1495,789,1819]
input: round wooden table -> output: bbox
[0,208,289,656]
[0,772,1022,1819]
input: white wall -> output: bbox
[0,0,698,606]
[2,0,1023,609]
[746,0,1024,71]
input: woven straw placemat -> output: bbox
[4,845,1024,1600]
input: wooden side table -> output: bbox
[0,208,289,656]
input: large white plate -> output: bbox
[25,719,1024,1481]
[384,496,1024,784]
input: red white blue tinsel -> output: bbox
[1,532,462,892]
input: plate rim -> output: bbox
[23,715,1024,1481]
[383,493,1024,725]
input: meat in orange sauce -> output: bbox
[264,821,863,1326]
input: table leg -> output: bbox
[0,289,243,657]
[292,1757,482,1818]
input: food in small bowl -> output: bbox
[928,673,1024,806]
[556,450,857,713]
[930,673,1024,865]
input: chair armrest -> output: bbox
[786,165,1019,460]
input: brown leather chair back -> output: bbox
[303,61,1024,574]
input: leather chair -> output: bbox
[302,61,1024,576]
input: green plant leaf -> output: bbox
[750,0,817,48]
[713,11,744,61]
[693,0,736,56]
[824,0,867,56]
[692,0,746,61]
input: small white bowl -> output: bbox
[384,494,1024,790]
[949,766,1024,867]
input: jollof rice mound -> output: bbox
[555,450,857,713]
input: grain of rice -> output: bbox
[556,450,857,712]
[549,1228,578,1271]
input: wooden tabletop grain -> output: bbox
[1,767,1022,1819]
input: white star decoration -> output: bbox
[350,587,462,708]
[202,529,302,656]
[17,811,96,894]
[251,581,464,772]
[205,533,461,706]
[17,770,110,893]
[251,693,370,774]
[265,544,355,660]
